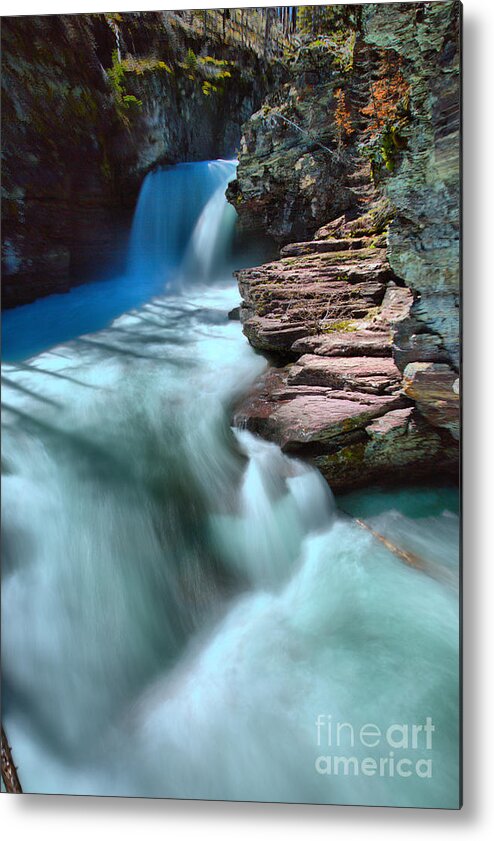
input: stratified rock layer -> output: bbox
[288,355,402,394]
[236,239,403,352]
[233,224,456,489]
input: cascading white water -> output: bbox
[128,160,238,286]
[1,161,459,807]
[180,182,238,284]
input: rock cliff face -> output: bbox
[1,11,280,307]
[1,15,122,306]
[231,1,460,491]
[116,15,281,188]
[364,1,461,372]
[226,35,385,243]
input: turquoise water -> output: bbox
[1,161,460,807]
[338,486,460,572]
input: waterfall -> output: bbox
[0,160,460,807]
[179,181,237,284]
[127,160,238,288]
[2,160,239,362]
[107,16,122,62]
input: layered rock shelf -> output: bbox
[234,219,458,491]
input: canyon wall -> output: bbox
[231,1,460,490]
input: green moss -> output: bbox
[122,94,143,107]
[107,51,143,118]
[198,56,232,69]
[121,57,173,75]
[201,80,218,96]
[107,50,126,98]
[364,306,381,321]
[381,125,401,172]
[336,441,366,464]
[322,320,358,333]
[173,52,234,94]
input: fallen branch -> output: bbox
[354,517,426,570]
[340,514,456,587]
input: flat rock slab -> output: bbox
[292,330,393,357]
[287,354,402,394]
[241,315,310,352]
[280,237,369,257]
[366,407,414,438]
[234,369,406,451]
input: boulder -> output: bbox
[402,362,460,440]
[314,407,458,492]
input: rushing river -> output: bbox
[1,161,459,807]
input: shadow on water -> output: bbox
[1,376,62,408]
[6,360,99,389]
[71,337,157,362]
